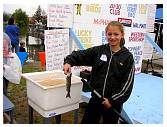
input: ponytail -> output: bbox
[120,38,125,47]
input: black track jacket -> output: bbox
[64,44,135,105]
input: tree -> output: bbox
[3,12,11,31]
[13,9,29,37]
[41,9,47,25]
[33,5,42,22]
[41,9,46,17]
[3,12,11,22]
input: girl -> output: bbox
[63,21,134,124]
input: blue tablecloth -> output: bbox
[123,73,163,124]
[3,95,14,112]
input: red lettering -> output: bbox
[135,67,140,72]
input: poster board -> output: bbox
[47,4,73,28]
[72,4,156,74]
[44,29,69,71]
[45,4,156,74]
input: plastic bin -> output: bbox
[22,70,83,117]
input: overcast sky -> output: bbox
[3,4,47,17]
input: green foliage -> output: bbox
[13,9,29,37]
[33,5,42,22]
[3,12,10,22]
[3,12,11,31]
[41,17,47,25]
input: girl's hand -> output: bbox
[63,63,71,75]
[102,97,112,109]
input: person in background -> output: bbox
[3,33,12,96]
[19,42,26,52]
[5,17,20,53]
[63,21,135,124]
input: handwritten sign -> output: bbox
[124,28,145,74]
[139,5,147,14]
[47,4,73,28]
[28,36,41,45]
[128,45,143,73]
[109,4,121,15]
[129,32,145,42]
[142,33,155,60]
[44,29,69,71]
[128,46,143,65]
[127,4,137,18]
[146,4,156,32]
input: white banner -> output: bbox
[73,4,155,74]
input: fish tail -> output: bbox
[66,92,71,98]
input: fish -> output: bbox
[66,73,72,98]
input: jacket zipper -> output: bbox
[102,48,113,97]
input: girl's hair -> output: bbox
[105,21,125,47]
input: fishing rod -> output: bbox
[81,78,130,124]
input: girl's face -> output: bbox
[106,25,124,47]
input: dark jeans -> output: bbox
[3,77,9,96]
[81,97,122,124]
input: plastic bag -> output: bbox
[3,53,22,84]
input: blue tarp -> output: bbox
[155,8,163,19]
[16,52,28,66]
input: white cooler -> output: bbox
[22,70,83,117]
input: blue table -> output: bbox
[123,73,163,124]
[81,73,163,124]
[3,95,14,123]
